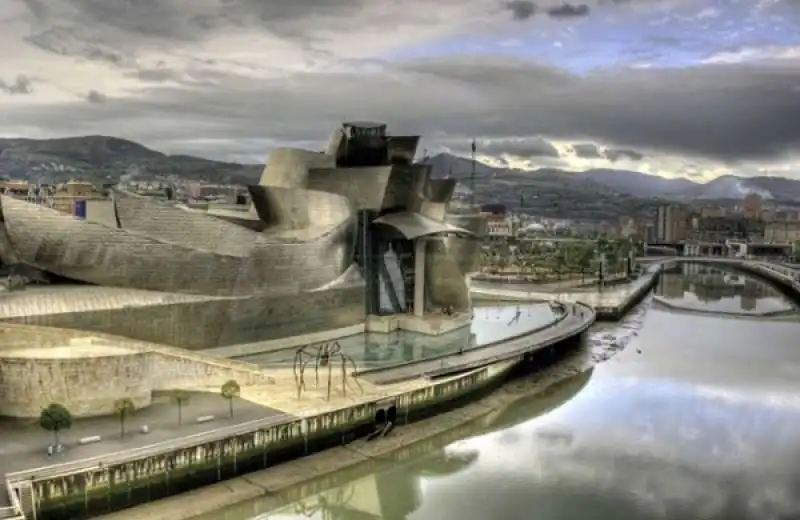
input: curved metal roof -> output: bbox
[373,211,473,240]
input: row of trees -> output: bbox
[481,237,640,281]
[39,380,241,447]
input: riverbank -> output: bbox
[94,345,596,520]
[470,264,663,321]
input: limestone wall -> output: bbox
[0,347,151,418]
[0,325,272,418]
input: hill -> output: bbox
[0,136,261,184]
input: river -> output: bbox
[195,264,800,520]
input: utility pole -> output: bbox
[470,138,476,205]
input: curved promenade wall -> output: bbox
[0,347,151,418]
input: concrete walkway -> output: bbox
[0,392,286,506]
[360,303,595,384]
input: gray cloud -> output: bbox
[1,51,799,164]
[547,3,590,17]
[604,148,645,161]
[476,137,561,158]
[0,75,33,94]
[572,143,602,158]
[86,90,106,104]
[25,27,130,66]
[505,1,537,20]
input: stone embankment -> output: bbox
[471,265,663,321]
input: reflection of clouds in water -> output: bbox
[430,376,800,520]
[437,435,800,520]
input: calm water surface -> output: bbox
[655,264,796,314]
[199,267,800,520]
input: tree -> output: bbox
[221,380,241,418]
[39,403,72,448]
[114,398,135,439]
[173,391,191,426]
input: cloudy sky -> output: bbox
[1,0,799,181]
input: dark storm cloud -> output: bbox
[547,3,590,17]
[2,56,799,163]
[0,75,33,94]
[605,148,645,161]
[25,27,129,66]
[22,0,370,42]
[572,143,601,158]
[505,0,537,20]
[478,137,561,158]
[86,90,106,103]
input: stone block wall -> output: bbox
[0,351,151,418]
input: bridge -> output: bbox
[635,256,800,293]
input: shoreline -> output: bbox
[94,347,596,520]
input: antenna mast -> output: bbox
[470,138,476,204]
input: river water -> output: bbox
[197,265,800,520]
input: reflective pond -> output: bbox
[238,303,558,370]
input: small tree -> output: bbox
[39,403,72,448]
[114,398,135,439]
[173,391,190,426]
[220,380,241,419]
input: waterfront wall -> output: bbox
[593,266,663,321]
[0,349,151,418]
[6,363,508,520]
[0,325,271,418]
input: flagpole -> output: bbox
[470,138,476,205]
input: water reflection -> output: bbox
[214,268,800,520]
[239,303,557,369]
[655,263,795,315]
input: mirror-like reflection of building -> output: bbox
[255,370,593,520]
[654,264,792,314]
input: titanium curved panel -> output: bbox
[258,147,335,188]
[0,197,20,266]
[205,209,267,232]
[423,178,457,203]
[373,212,473,240]
[387,136,420,165]
[425,237,471,312]
[2,196,356,296]
[445,212,484,274]
[113,192,257,257]
[308,166,395,210]
[0,195,252,295]
[247,185,354,234]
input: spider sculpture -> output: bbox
[292,341,362,401]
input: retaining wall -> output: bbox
[7,363,510,520]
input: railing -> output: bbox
[5,412,293,483]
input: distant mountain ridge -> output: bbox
[3,135,799,218]
[0,135,261,184]
[427,153,800,202]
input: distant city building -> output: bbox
[655,205,688,242]
[51,180,106,215]
[764,220,800,243]
[742,193,763,219]
[699,205,726,219]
